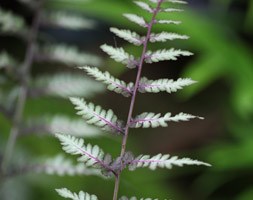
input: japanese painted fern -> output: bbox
[55,0,211,199]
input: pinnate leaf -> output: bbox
[81,66,133,97]
[129,153,211,171]
[139,77,196,93]
[130,112,203,128]
[145,48,193,63]
[70,97,124,134]
[55,134,113,173]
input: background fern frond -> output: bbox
[138,77,196,93]
[110,27,143,46]
[0,7,26,32]
[48,116,100,138]
[149,32,189,43]
[100,44,136,68]
[150,0,187,4]
[145,48,193,63]
[41,44,102,66]
[33,73,104,98]
[70,97,124,134]
[130,112,203,128]
[129,154,211,171]
[47,11,96,30]
[23,116,100,138]
[56,188,98,200]
[55,134,113,172]
[0,51,16,68]
[82,66,133,97]
[36,154,102,177]
[123,13,147,28]
[119,196,161,200]
[134,1,153,13]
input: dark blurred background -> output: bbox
[0,0,253,199]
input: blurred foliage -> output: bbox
[1,0,253,200]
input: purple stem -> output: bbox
[112,1,164,200]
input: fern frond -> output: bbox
[0,51,16,68]
[47,11,95,30]
[49,116,100,138]
[130,112,203,128]
[123,13,147,28]
[145,48,193,63]
[37,154,102,177]
[55,134,113,172]
[33,73,104,98]
[120,196,161,200]
[157,20,181,25]
[129,154,211,171]
[0,8,26,32]
[149,32,189,43]
[70,97,124,134]
[41,44,102,66]
[138,77,196,93]
[24,116,100,138]
[134,1,153,13]
[81,66,133,97]
[110,27,143,46]
[56,188,98,200]
[100,44,136,68]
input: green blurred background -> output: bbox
[0,0,253,199]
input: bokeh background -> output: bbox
[0,0,253,199]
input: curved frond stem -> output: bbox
[1,0,43,173]
[113,1,164,200]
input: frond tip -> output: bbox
[129,154,211,171]
[56,188,98,200]
[70,97,124,134]
[81,66,133,97]
[130,112,203,128]
[55,134,113,173]
[139,77,196,94]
